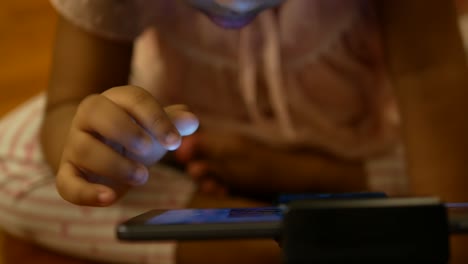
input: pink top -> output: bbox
[50,0,400,159]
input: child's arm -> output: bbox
[376,0,468,202]
[41,15,134,170]
[377,1,468,262]
[41,16,192,206]
[175,130,366,196]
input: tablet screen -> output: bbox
[147,207,283,225]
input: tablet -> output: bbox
[116,192,387,241]
[117,206,284,241]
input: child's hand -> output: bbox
[175,130,366,196]
[174,130,276,196]
[56,85,199,206]
[174,131,245,197]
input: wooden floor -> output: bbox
[0,0,55,116]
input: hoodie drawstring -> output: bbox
[238,10,295,140]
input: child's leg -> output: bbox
[0,95,195,264]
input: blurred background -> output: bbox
[0,0,55,115]
[1,0,468,263]
[0,3,92,264]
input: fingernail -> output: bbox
[98,191,114,204]
[131,166,148,186]
[163,132,181,151]
[174,115,199,136]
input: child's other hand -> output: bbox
[56,85,198,206]
[175,130,366,196]
[174,130,264,196]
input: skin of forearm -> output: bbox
[226,147,367,194]
[40,103,79,172]
[270,151,366,193]
[377,1,468,262]
[42,17,133,172]
[377,0,468,202]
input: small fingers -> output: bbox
[187,161,229,196]
[65,130,149,186]
[165,105,199,137]
[187,161,210,180]
[56,162,117,206]
[75,94,155,157]
[103,86,182,150]
[174,134,200,163]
